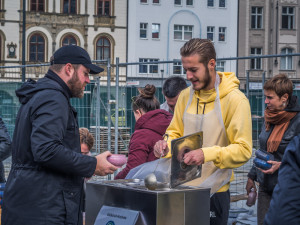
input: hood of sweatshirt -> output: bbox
[194,72,240,104]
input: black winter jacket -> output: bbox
[248,96,300,193]
[264,133,300,224]
[0,116,11,182]
[2,70,97,225]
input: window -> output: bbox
[216,61,225,72]
[139,58,159,74]
[97,0,111,16]
[218,27,226,41]
[30,0,45,12]
[251,7,263,29]
[62,35,77,46]
[250,48,262,70]
[140,23,148,39]
[152,23,160,39]
[153,0,159,3]
[282,7,294,29]
[219,0,225,7]
[96,37,110,60]
[63,0,76,14]
[174,0,182,5]
[207,0,214,7]
[174,25,193,41]
[280,48,293,70]
[29,34,45,62]
[140,0,147,3]
[186,0,193,6]
[173,61,185,75]
[207,26,214,41]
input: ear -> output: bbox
[207,59,216,70]
[64,63,74,77]
[281,93,289,102]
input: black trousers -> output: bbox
[210,190,230,225]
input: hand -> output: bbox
[245,178,256,195]
[154,140,169,158]
[183,148,204,166]
[258,160,281,174]
[94,151,118,176]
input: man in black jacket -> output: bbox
[0,116,11,183]
[2,45,118,225]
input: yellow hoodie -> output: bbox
[165,72,252,192]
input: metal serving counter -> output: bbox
[86,179,210,225]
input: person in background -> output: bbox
[154,38,252,225]
[115,84,172,179]
[2,45,117,225]
[79,127,95,222]
[245,74,300,225]
[264,132,300,224]
[160,76,187,114]
[80,127,94,156]
[0,116,11,183]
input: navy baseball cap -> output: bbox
[50,45,104,74]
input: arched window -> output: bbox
[96,37,110,60]
[280,48,293,70]
[29,34,45,62]
[30,0,45,12]
[62,35,77,46]
[63,0,76,14]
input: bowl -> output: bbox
[107,154,127,168]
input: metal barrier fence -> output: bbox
[1,54,300,211]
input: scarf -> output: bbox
[265,108,297,153]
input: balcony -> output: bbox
[93,15,116,31]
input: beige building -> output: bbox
[0,0,127,82]
[238,0,300,90]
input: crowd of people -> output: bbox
[0,39,299,225]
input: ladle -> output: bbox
[144,153,163,190]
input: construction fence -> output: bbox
[1,54,300,211]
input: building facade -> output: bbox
[0,0,127,81]
[238,0,300,90]
[127,0,238,87]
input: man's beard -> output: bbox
[193,66,211,91]
[68,70,84,98]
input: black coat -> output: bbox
[248,96,300,193]
[2,70,97,225]
[264,134,300,224]
[0,116,11,183]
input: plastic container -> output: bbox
[254,158,272,170]
[246,188,257,206]
[255,149,274,161]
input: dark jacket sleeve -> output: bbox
[0,116,11,162]
[264,134,300,225]
[115,130,151,179]
[30,91,96,178]
[247,164,257,181]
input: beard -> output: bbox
[193,66,211,91]
[67,70,84,98]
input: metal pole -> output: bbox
[96,77,100,153]
[22,0,26,82]
[115,58,120,154]
[161,69,164,89]
[262,71,266,117]
[246,70,249,98]
[107,59,111,152]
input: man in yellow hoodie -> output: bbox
[154,38,252,225]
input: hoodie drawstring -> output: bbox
[196,98,206,115]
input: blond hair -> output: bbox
[79,127,94,151]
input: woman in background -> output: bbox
[246,74,300,225]
[115,84,172,179]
